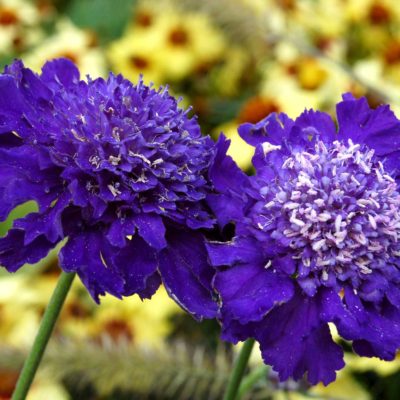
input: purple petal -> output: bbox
[238,113,293,146]
[214,264,294,323]
[14,191,71,244]
[41,58,80,89]
[106,215,136,247]
[206,237,265,267]
[0,229,56,272]
[159,230,217,320]
[59,231,125,302]
[207,193,245,228]
[113,235,160,299]
[337,94,400,159]
[256,290,344,385]
[292,109,336,145]
[0,75,28,132]
[133,213,167,250]
[335,286,400,360]
[209,134,249,193]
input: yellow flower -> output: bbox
[261,43,352,117]
[214,95,282,170]
[109,4,226,84]
[22,19,106,78]
[345,352,400,376]
[0,0,43,55]
[27,379,70,400]
[292,0,348,37]
[211,46,250,97]
[353,58,400,112]
[345,0,400,24]
[107,28,165,85]
[90,286,182,347]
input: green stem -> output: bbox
[223,339,255,400]
[12,271,75,400]
[237,365,269,399]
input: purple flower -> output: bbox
[207,94,400,384]
[0,59,217,318]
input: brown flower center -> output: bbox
[384,40,400,65]
[368,2,391,25]
[0,8,18,26]
[168,27,189,46]
[129,55,150,69]
[238,96,281,124]
[136,10,153,28]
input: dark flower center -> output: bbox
[259,140,400,282]
[368,2,391,25]
[168,27,189,46]
[0,8,18,26]
[129,55,150,69]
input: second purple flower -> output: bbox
[207,94,400,384]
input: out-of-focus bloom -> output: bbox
[261,44,352,116]
[108,7,225,84]
[107,29,165,85]
[154,12,225,81]
[0,0,43,56]
[345,0,400,24]
[22,19,106,78]
[345,352,400,376]
[0,59,218,320]
[60,282,181,346]
[211,46,250,97]
[215,96,283,170]
[272,370,371,400]
[27,379,69,400]
[354,58,400,112]
[207,94,400,384]
[291,0,347,37]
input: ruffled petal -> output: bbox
[59,231,125,302]
[41,58,80,89]
[214,264,294,323]
[337,94,400,160]
[14,191,71,244]
[0,229,56,272]
[113,235,160,299]
[159,230,217,320]
[106,215,136,247]
[209,134,249,193]
[207,193,246,228]
[0,75,29,134]
[133,213,167,250]
[238,113,293,146]
[335,286,400,360]
[291,109,336,145]
[206,237,265,267]
[256,290,344,385]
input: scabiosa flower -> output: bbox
[207,94,400,384]
[0,58,217,319]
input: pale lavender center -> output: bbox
[261,139,400,280]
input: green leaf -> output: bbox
[67,0,137,43]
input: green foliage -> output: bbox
[66,0,136,43]
[0,341,233,400]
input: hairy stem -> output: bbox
[223,339,255,400]
[12,271,75,400]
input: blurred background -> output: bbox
[1,0,400,399]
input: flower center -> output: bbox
[259,139,400,283]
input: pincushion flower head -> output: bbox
[0,59,217,319]
[207,94,400,384]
